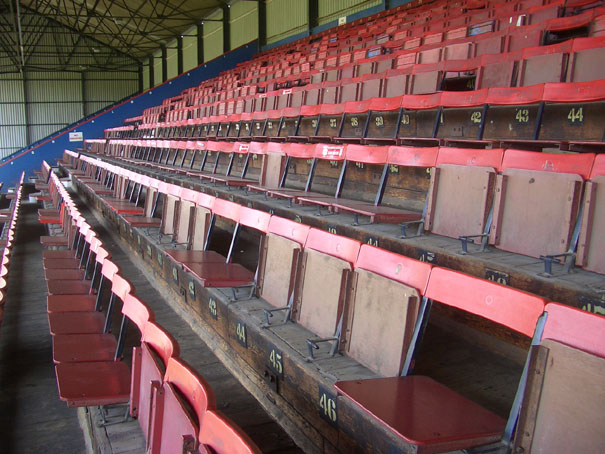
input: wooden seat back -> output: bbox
[514,303,605,453]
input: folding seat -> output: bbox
[247,143,308,199]
[513,303,605,453]
[54,276,145,408]
[253,216,310,325]
[45,232,104,295]
[517,40,571,86]
[122,177,162,230]
[440,57,481,91]
[187,141,224,182]
[198,411,262,454]
[476,52,518,89]
[52,289,152,366]
[339,80,360,103]
[355,60,374,77]
[47,260,122,334]
[374,54,396,74]
[130,320,179,448]
[102,173,145,216]
[416,43,443,64]
[275,143,346,210]
[43,225,95,272]
[409,62,444,94]
[570,154,605,274]
[364,96,403,145]
[292,229,361,359]
[566,36,605,82]
[336,266,546,453]
[225,114,243,140]
[310,103,345,142]
[506,24,545,52]
[289,85,306,108]
[436,89,489,147]
[489,150,595,261]
[210,142,265,188]
[40,203,80,250]
[304,82,322,106]
[527,2,562,25]
[175,200,269,289]
[423,147,504,252]
[320,80,340,105]
[382,68,410,99]
[237,112,254,140]
[358,72,383,100]
[148,358,217,454]
[340,245,431,376]
[249,111,268,141]
[539,79,605,151]
[154,183,183,243]
[45,236,106,284]
[443,39,473,60]
[482,84,545,148]
[397,92,442,146]
[337,100,371,143]
[331,145,437,226]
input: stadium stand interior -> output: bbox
[3,0,605,452]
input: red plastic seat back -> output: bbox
[426,267,545,337]
[198,411,261,454]
[151,358,217,454]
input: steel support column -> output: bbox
[197,23,204,65]
[138,63,144,93]
[258,0,267,48]
[309,0,319,33]
[177,35,183,74]
[161,44,167,82]
[222,5,230,54]
[148,56,154,87]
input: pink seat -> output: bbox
[149,357,216,454]
[336,267,546,452]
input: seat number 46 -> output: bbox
[319,385,338,426]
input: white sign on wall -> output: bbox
[69,132,83,142]
[338,16,347,26]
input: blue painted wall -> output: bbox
[0,41,259,186]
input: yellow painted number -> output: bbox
[208,298,217,319]
[568,107,583,124]
[269,349,283,374]
[236,322,246,345]
[350,116,359,127]
[401,114,410,125]
[319,393,337,422]
[515,109,529,124]
[329,118,338,128]
[375,116,384,127]
[367,237,379,247]
[470,111,482,124]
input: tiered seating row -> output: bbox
[0,172,25,327]
[101,79,605,154]
[35,165,261,454]
[104,0,605,148]
[64,150,605,454]
[77,139,605,277]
